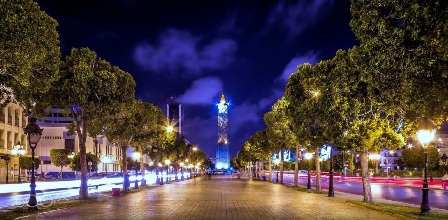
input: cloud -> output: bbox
[133,29,237,77]
[176,77,223,105]
[266,0,334,38]
[254,52,319,111]
[230,102,260,131]
[280,52,319,82]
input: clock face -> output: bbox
[320,145,332,161]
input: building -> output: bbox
[166,97,183,135]
[36,108,121,174]
[437,125,448,156]
[379,149,402,172]
[0,102,28,183]
[216,94,230,170]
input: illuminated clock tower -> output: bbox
[216,93,230,169]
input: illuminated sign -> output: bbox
[272,150,293,164]
[320,145,332,161]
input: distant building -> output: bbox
[437,125,448,156]
[0,102,28,183]
[166,97,183,135]
[216,94,230,170]
[36,108,121,174]
[379,149,402,172]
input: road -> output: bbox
[273,173,448,210]
[19,176,399,220]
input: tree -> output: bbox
[0,0,60,108]
[285,61,337,192]
[70,153,99,172]
[54,47,135,199]
[264,97,297,184]
[50,149,69,179]
[400,146,439,171]
[105,100,169,191]
[347,1,447,202]
[242,130,270,178]
[19,156,40,171]
[350,0,448,125]
[131,101,167,185]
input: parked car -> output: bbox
[44,172,60,180]
[44,172,77,180]
[62,172,76,180]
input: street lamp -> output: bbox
[165,125,174,134]
[192,146,198,152]
[68,152,75,159]
[24,117,43,209]
[132,151,141,189]
[417,128,436,215]
[304,152,313,192]
[11,142,26,183]
[157,162,163,185]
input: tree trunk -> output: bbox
[294,145,299,187]
[140,146,146,186]
[315,146,321,192]
[78,120,88,199]
[268,153,272,182]
[280,149,284,184]
[361,149,372,202]
[122,144,129,191]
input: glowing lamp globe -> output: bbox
[368,153,381,161]
[304,152,313,160]
[132,152,141,161]
[164,159,171,166]
[416,129,436,146]
[165,125,174,133]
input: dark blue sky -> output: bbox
[39,0,357,158]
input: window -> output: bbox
[7,108,13,125]
[64,138,75,152]
[22,112,27,127]
[0,108,5,123]
[15,110,19,127]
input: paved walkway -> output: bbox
[21,177,402,220]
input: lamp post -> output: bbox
[11,142,26,183]
[416,128,436,215]
[328,147,334,197]
[24,118,43,209]
[304,152,313,192]
[180,162,185,180]
[164,159,171,183]
[157,162,163,185]
[132,151,141,189]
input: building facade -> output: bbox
[0,103,28,183]
[36,108,121,174]
[0,105,122,183]
[379,149,402,172]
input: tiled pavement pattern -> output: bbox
[22,177,400,220]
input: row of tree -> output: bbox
[234,0,447,203]
[1,0,209,199]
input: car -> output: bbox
[44,172,60,180]
[62,172,76,180]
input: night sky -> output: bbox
[38,0,357,158]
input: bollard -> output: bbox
[112,188,120,197]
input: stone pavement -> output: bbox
[20,176,402,220]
